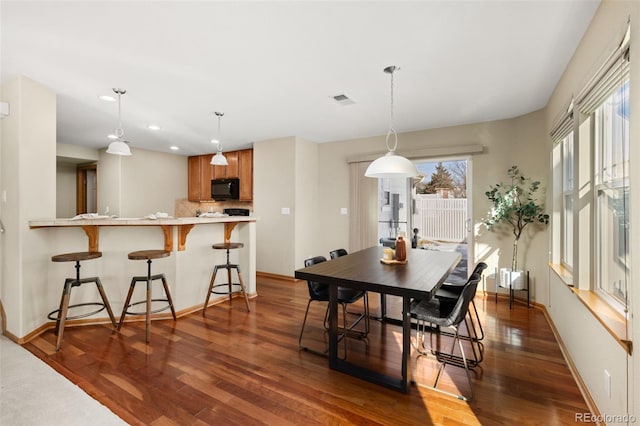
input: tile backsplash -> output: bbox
[174,198,253,217]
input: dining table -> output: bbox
[294,245,461,393]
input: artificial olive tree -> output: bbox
[484,166,549,271]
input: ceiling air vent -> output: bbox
[333,94,355,105]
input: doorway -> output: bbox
[76,164,97,214]
[376,157,473,275]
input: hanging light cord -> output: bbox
[114,88,125,140]
[215,111,224,153]
[385,66,399,153]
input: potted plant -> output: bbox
[484,166,549,289]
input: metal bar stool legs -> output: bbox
[48,252,116,351]
[117,250,177,343]
[203,242,250,314]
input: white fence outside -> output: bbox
[413,196,468,242]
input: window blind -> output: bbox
[576,23,630,116]
[550,98,574,142]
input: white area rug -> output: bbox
[0,335,126,425]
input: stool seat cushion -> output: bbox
[52,251,102,262]
[128,250,171,260]
[212,242,244,250]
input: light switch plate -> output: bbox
[340,207,348,215]
[281,207,290,215]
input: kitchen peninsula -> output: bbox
[23,215,257,341]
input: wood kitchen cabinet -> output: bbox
[188,156,203,201]
[213,151,238,179]
[238,149,253,201]
[188,149,253,202]
[199,155,214,201]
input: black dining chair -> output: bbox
[435,262,488,342]
[329,248,371,330]
[299,256,369,357]
[329,248,348,259]
[410,273,482,401]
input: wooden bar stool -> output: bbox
[117,250,177,343]
[203,242,250,314]
[48,251,116,351]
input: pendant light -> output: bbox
[210,111,228,166]
[106,88,132,156]
[365,66,418,178]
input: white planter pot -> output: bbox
[499,268,527,290]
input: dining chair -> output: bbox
[329,248,371,331]
[299,256,369,357]
[329,248,348,259]
[410,273,482,401]
[435,262,488,343]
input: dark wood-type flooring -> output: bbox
[23,276,590,425]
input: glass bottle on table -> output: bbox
[395,234,407,262]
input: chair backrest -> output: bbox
[304,256,328,299]
[471,262,488,277]
[329,248,348,259]
[445,273,481,327]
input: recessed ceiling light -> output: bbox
[107,134,118,139]
[99,95,116,102]
[210,138,219,144]
[147,124,161,131]
[170,146,179,151]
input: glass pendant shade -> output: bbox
[209,111,228,165]
[106,140,131,156]
[210,150,228,165]
[106,88,132,156]
[365,65,417,179]
[365,151,419,178]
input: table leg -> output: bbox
[328,283,338,369]
[401,296,411,393]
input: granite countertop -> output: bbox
[29,216,257,228]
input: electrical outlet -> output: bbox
[604,370,611,398]
[340,207,348,215]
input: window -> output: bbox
[594,79,630,306]
[561,132,574,269]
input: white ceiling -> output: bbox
[1,1,600,157]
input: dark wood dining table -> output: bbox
[294,245,461,393]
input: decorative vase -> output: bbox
[395,235,407,262]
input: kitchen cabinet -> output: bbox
[199,155,214,201]
[213,151,238,179]
[188,149,253,202]
[238,149,253,201]
[188,156,202,201]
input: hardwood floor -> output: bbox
[23,276,590,425]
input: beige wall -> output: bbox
[97,147,187,218]
[253,137,296,275]
[314,110,549,300]
[56,163,76,218]
[543,0,639,420]
[253,110,550,295]
[0,76,57,336]
[294,137,319,269]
